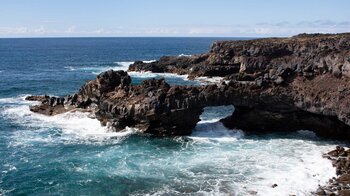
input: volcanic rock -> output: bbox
[26,33,350,138]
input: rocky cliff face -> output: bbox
[129,33,350,79]
[27,33,350,138]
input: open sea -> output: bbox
[0,37,343,195]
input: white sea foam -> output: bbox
[190,105,242,142]
[191,121,244,142]
[178,54,192,57]
[145,137,336,196]
[64,61,134,74]
[239,139,336,196]
[64,66,76,71]
[0,96,339,195]
[142,60,156,63]
[63,61,227,85]
[0,95,136,146]
[128,71,189,80]
[0,94,33,104]
[182,105,336,195]
[112,61,134,71]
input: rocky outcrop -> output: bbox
[128,33,350,136]
[128,33,350,79]
[27,33,350,138]
[129,54,241,78]
[317,146,350,195]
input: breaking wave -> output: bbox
[0,97,340,195]
[0,95,136,146]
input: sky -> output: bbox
[0,0,349,37]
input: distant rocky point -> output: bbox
[27,33,350,139]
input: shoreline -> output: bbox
[20,33,350,195]
[317,146,350,195]
[1,94,342,195]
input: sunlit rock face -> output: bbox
[27,33,350,138]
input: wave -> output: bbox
[64,61,156,75]
[0,97,339,195]
[141,60,156,63]
[128,71,189,79]
[63,60,227,85]
[64,66,76,71]
[146,137,336,196]
[0,95,136,146]
[190,121,244,142]
[64,61,133,74]
[190,105,242,142]
[184,105,336,195]
[178,54,192,57]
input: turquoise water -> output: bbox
[0,38,342,195]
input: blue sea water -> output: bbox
[0,38,343,195]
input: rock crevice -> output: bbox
[27,33,350,138]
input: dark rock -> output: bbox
[29,104,68,116]
[247,190,257,195]
[338,174,350,184]
[129,33,350,81]
[320,146,350,196]
[25,34,350,194]
[315,187,326,195]
[26,33,350,138]
[25,95,49,102]
[339,190,350,196]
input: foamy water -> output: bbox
[0,97,340,195]
[64,61,227,85]
[0,95,136,147]
[4,37,297,195]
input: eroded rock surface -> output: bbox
[27,33,350,138]
[129,33,350,78]
[318,146,350,195]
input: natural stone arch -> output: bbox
[27,70,350,139]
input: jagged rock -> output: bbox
[315,187,326,195]
[128,33,350,79]
[25,95,49,102]
[26,33,350,138]
[339,190,350,196]
[320,146,350,195]
[247,190,257,195]
[338,174,350,184]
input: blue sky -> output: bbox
[0,0,349,37]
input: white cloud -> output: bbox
[188,26,233,35]
[0,27,28,34]
[0,20,349,37]
[33,26,46,34]
[94,28,105,34]
[65,25,76,33]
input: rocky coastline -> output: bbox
[26,33,350,194]
[317,146,350,195]
[27,33,350,137]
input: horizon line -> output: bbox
[0,35,277,39]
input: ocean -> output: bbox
[0,37,342,195]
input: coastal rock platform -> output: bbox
[27,33,350,138]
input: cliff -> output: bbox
[27,33,350,138]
